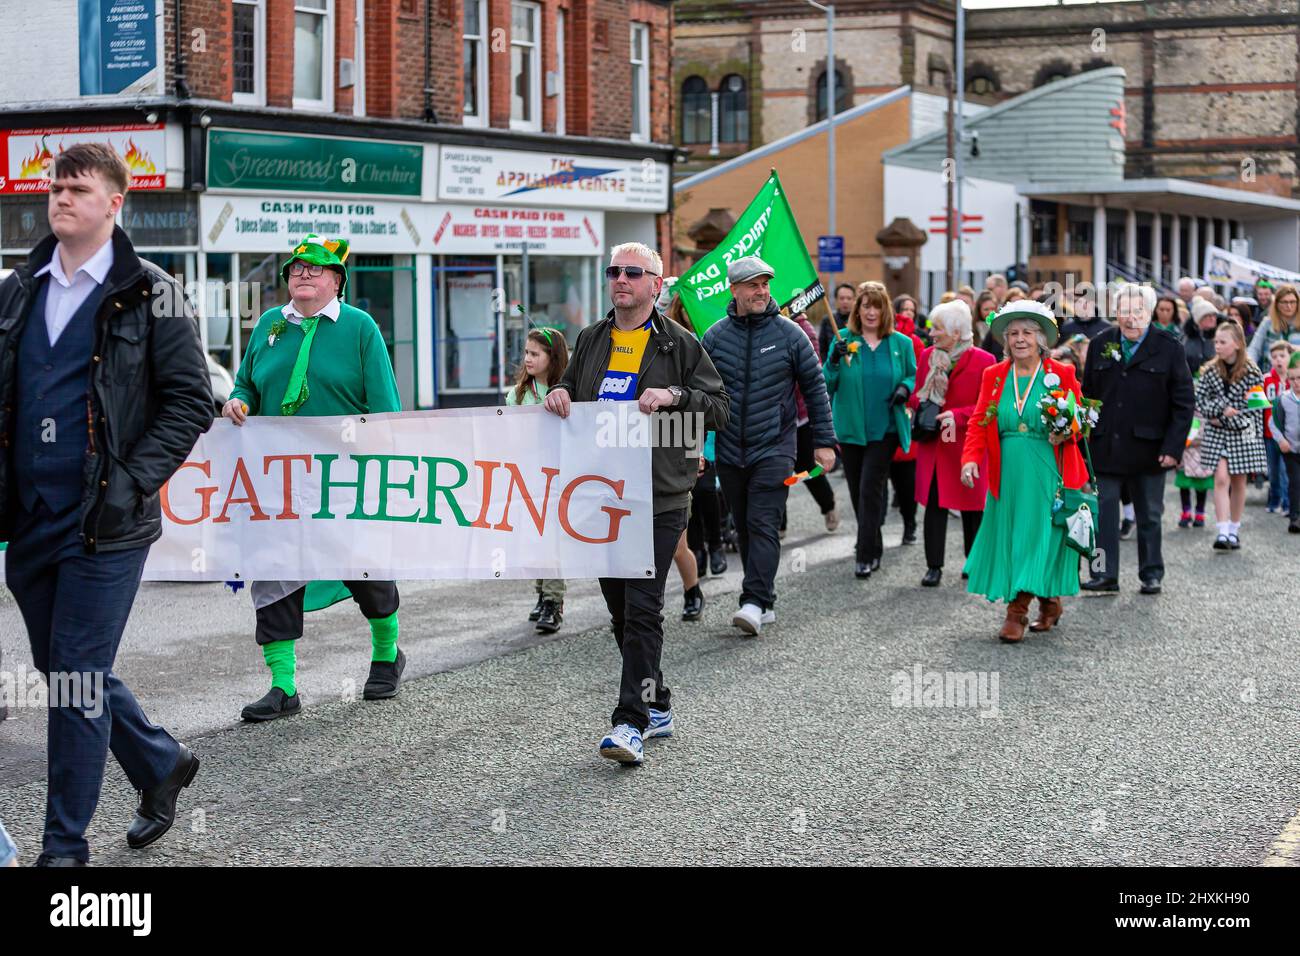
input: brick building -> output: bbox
[0,0,673,408]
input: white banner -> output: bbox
[438,146,669,212]
[119,404,651,581]
[1204,244,1300,288]
[429,204,604,255]
[200,194,435,254]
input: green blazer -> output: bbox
[822,328,917,452]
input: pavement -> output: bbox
[1,472,1298,865]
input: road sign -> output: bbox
[818,235,844,272]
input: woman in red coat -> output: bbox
[960,303,1090,642]
[908,299,996,587]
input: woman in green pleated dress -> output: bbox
[960,303,1091,642]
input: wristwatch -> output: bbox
[667,385,684,407]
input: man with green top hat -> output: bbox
[221,234,405,722]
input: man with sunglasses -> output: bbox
[545,242,729,765]
[701,256,836,636]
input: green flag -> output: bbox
[678,171,825,336]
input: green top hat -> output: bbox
[281,234,350,297]
[988,299,1060,347]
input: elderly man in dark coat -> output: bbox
[1082,283,1195,595]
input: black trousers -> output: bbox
[717,455,792,610]
[600,507,688,732]
[1097,471,1167,582]
[687,460,722,552]
[841,436,898,563]
[1285,452,1300,520]
[795,421,836,514]
[922,475,982,570]
[886,459,918,531]
[254,581,400,645]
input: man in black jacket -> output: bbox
[1081,283,1195,595]
[545,241,729,765]
[702,256,836,636]
[0,144,212,864]
[818,282,855,361]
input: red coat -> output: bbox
[910,345,997,511]
[892,327,925,463]
[961,357,1089,499]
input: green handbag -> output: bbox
[1051,437,1099,558]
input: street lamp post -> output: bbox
[806,1,836,285]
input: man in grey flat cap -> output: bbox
[702,255,837,636]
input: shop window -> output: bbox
[0,196,53,251]
[681,76,710,145]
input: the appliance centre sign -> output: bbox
[438,147,669,212]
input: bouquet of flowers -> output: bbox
[1037,374,1101,440]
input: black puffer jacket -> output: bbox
[0,227,213,552]
[702,297,836,468]
[1182,317,1216,376]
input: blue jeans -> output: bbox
[1266,438,1291,510]
[0,820,16,867]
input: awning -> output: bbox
[1018,178,1300,221]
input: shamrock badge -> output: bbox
[268,318,287,347]
[1101,342,1121,361]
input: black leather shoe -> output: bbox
[34,853,86,867]
[364,647,407,700]
[241,687,302,723]
[709,548,728,575]
[1289,518,1300,534]
[1213,534,1231,550]
[693,548,707,577]
[536,600,564,634]
[1119,518,1135,540]
[1228,533,1241,550]
[682,585,705,621]
[921,567,942,587]
[126,745,199,850]
[902,525,918,545]
[1139,578,1162,595]
[528,594,545,622]
[1081,577,1119,593]
[855,561,872,579]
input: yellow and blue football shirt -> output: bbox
[598,318,653,401]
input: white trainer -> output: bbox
[732,602,763,636]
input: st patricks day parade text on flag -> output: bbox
[63,405,656,583]
[677,171,825,336]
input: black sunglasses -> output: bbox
[605,265,659,281]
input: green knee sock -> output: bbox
[262,640,297,696]
[370,611,399,663]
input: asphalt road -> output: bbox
[1,473,1298,865]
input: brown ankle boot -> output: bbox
[1029,596,1063,632]
[998,592,1033,642]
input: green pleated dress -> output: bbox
[963,370,1082,602]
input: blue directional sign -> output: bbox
[818,235,844,273]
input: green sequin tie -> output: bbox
[280,315,321,416]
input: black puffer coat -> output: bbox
[1182,317,1216,376]
[702,297,836,468]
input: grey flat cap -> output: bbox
[728,255,775,285]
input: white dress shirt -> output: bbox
[32,238,114,347]
[281,296,341,326]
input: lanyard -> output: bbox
[1012,360,1042,419]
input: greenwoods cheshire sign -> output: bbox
[206,129,423,197]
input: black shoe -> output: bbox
[961,571,969,580]
[363,647,407,700]
[709,548,728,575]
[921,567,942,587]
[693,548,707,577]
[1081,577,1119,593]
[1228,533,1241,550]
[536,599,564,634]
[1289,518,1300,534]
[854,561,872,579]
[682,585,704,621]
[1213,534,1231,550]
[126,744,199,850]
[34,853,86,867]
[869,557,881,572]
[1139,578,1162,595]
[1120,518,1135,540]
[902,526,918,545]
[528,593,545,622]
[241,686,302,723]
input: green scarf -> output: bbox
[280,315,322,416]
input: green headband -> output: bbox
[516,304,557,345]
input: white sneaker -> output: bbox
[732,602,763,636]
[599,723,644,764]
[761,608,776,625]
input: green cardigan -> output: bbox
[231,302,401,417]
[822,328,917,452]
